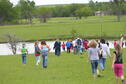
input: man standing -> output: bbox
[53,39,61,56]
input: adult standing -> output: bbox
[76,38,82,54]
[53,39,61,56]
[73,39,77,54]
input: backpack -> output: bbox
[41,45,49,56]
[77,39,81,45]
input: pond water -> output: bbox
[0,41,125,56]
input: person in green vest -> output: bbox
[21,44,28,64]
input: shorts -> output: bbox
[114,64,124,77]
[34,54,40,56]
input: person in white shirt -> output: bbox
[99,39,110,71]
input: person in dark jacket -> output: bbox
[53,39,61,56]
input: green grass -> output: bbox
[0,16,126,42]
[0,49,126,84]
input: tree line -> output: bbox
[0,0,126,24]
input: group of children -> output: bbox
[61,38,89,54]
[21,41,50,68]
[20,35,126,84]
[88,35,125,84]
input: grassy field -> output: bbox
[0,16,126,42]
[0,49,126,84]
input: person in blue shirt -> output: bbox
[66,40,71,53]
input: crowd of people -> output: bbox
[20,35,126,84]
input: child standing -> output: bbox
[34,41,41,66]
[40,41,50,68]
[99,39,110,71]
[112,35,126,84]
[88,40,99,78]
[21,44,28,64]
[61,42,66,51]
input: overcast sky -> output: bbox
[10,0,110,6]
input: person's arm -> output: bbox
[26,49,28,54]
[106,47,111,57]
[53,42,56,49]
[21,48,22,53]
[87,49,91,63]
[47,45,51,52]
[112,53,116,69]
[120,34,124,47]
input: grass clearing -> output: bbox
[0,49,126,84]
[0,16,126,42]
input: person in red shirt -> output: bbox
[84,40,89,50]
[61,42,66,51]
[114,40,117,48]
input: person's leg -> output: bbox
[99,58,104,71]
[57,48,61,56]
[78,45,81,54]
[55,49,57,56]
[95,60,99,75]
[24,56,26,64]
[91,60,96,78]
[73,47,75,54]
[116,76,120,84]
[119,64,125,84]
[67,48,68,53]
[114,64,120,84]
[38,56,40,63]
[22,56,24,64]
[68,48,70,53]
[103,58,106,70]
[42,56,45,67]
[44,55,48,67]
[36,56,39,65]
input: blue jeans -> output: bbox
[36,56,40,64]
[42,51,48,68]
[22,54,26,64]
[42,56,48,68]
[99,58,106,70]
[77,45,81,54]
[91,60,99,75]
[55,48,61,56]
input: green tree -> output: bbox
[0,0,17,24]
[89,0,96,15]
[36,7,52,23]
[110,0,126,22]
[18,0,35,24]
[75,7,92,19]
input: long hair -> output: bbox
[34,41,38,46]
[115,44,122,54]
